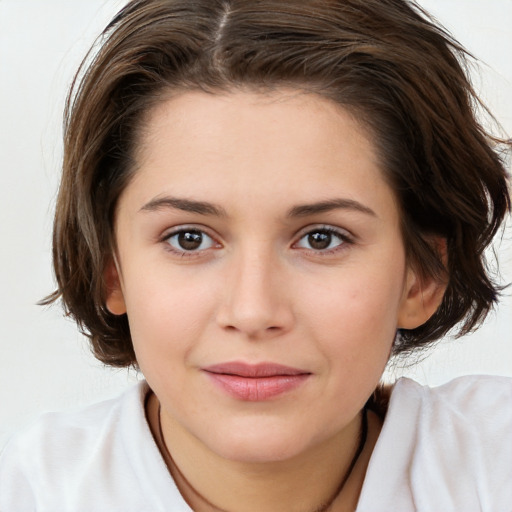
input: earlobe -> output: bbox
[397,267,446,330]
[104,258,127,316]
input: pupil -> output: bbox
[178,231,202,250]
[308,231,331,250]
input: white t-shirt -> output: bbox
[1,375,511,512]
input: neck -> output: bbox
[146,393,379,512]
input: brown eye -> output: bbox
[166,229,215,252]
[307,231,332,250]
[177,231,203,250]
[295,228,349,252]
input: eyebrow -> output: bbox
[287,198,377,218]
[140,196,376,218]
[140,196,227,217]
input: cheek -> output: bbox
[299,263,404,375]
[305,268,403,334]
[122,270,218,362]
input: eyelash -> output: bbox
[161,226,220,257]
[292,225,354,256]
[160,225,354,258]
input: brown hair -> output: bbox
[44,0,511,367]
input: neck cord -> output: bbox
[157,403,368,512]
[316,407,368,512]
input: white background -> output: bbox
[0,0,511,450]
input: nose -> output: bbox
[216,248,294,339]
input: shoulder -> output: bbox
[389,375,512,471]
[391,373,512,419]
[1,380,148,467]
[357,375,512,512]
[0,381,181,511]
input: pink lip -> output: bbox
[202,362,311,401]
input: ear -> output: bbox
[397,266,446,329]
[104,257,127,316]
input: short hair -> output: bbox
[43,0,511,367]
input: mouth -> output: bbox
[202,362,311,401]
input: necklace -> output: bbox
[156,403,368,512]
[316,408,368,512]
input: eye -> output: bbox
[165,228,217,253]
[294,227,351,252]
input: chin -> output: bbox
[202,423,313,464]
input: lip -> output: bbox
[202,362,311,401]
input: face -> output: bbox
[107,90,431,464]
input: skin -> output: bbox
[106,89,443,511]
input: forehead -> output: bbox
[137,88,377,166]
[126,89,398,222]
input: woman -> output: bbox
[1,1,510,510]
